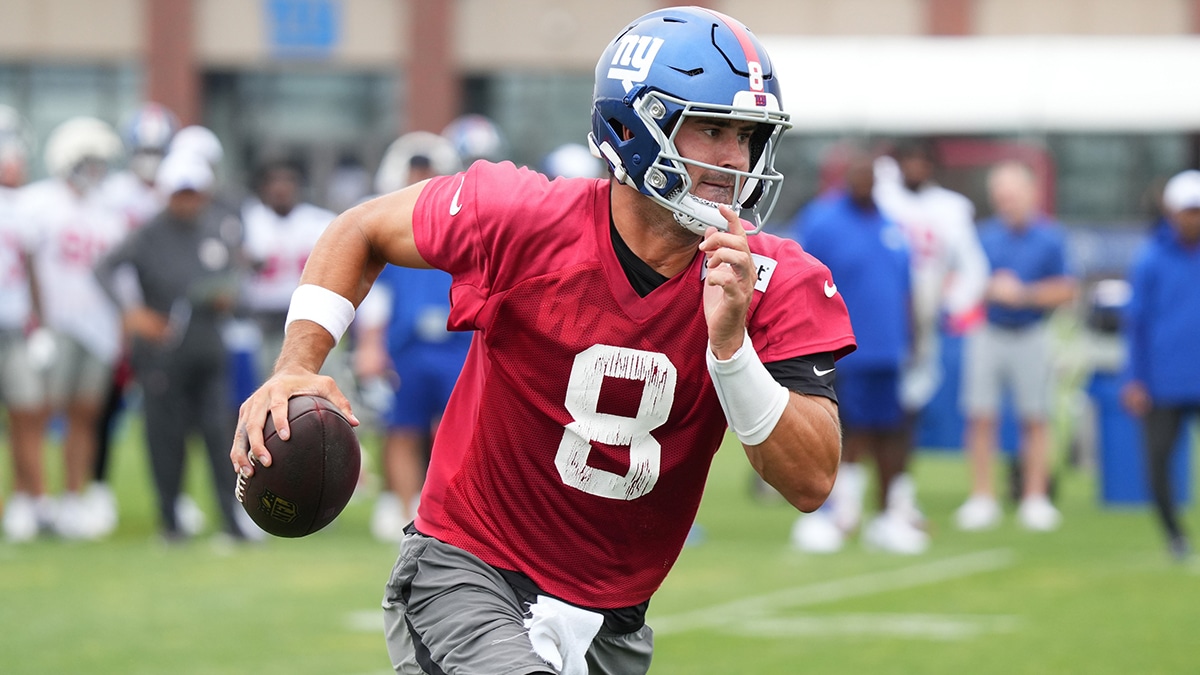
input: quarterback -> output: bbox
[232,7,855,674]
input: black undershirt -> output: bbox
[609,223,838,402]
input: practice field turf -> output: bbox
[1,419,1196,674]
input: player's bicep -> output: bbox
[297,182,432,307]
[354,180,434,270]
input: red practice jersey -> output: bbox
[411,161,855,608]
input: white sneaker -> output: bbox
[85,483,118,537]
[955,495,1002,531]
[54,492,106,540]
[371,492,407,544]
[829,463,867,533]
[863,511,929,555]
[1018,495,1061,532]
[176,494,207,537]
[887,473,927,529]
[790,511,845,554]
[3,493,40,543]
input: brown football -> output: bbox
[236,396,361,538]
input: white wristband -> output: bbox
[285,284,356,343]
[706,331,791,446]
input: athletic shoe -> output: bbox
[862,511,929,555]
[1017,495,1061,532]
[176,494,207,537]
[3,493,39,543]
[371,492,407,544]
[955,495,1002,531]
[85,483,118,538]
[790,511,844,554]
[54,492,106,540]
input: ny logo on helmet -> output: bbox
[607,35,665,93]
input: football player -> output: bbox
[233,7,855,673]
[0,105,53,542]
[22,117,126,540]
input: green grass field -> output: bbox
[1,419,1197,675]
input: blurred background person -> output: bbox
[87,101,182,537]
[105,102,180,230]
[789,149,920,554]
[1121,169,1200,561]
[957,162,1077,532]
[0,105,53,542]
[22,116,126,540]
[354,131,466,543]
[240,158,337,381]
[874,138,990,530]
[94,151,257,543]
[540,142,604,180]
[440,113,507,166]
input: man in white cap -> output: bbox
[1121,169,1200,561]
[94,151,258,543]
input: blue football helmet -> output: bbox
[589,7,792,235]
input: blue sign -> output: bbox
[266,0,341,57]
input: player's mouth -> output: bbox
[694,175,736,204]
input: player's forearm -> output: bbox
[744,392,841,512]
[1024,276,1078,310]
[297,210,389,307]
[273,320,338,376]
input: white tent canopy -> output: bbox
[760,36,1200,133]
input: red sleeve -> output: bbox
[746,234,857,364]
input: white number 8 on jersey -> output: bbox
[555,345,677,500]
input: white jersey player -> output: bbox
[874,145,989,411]
[0,108,55,543]
[867,141,989,533]
[241,160,336,377]
[21,117,126,540]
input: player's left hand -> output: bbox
[699,205,755,359]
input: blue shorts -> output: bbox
[384,345,467,431]
[835,368,904,431]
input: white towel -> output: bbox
[524,595,603,675]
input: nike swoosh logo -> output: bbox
[823,280,837,298]
[813,365,835,377]
[449,176,466,216]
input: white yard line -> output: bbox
[651,548,1015,636]
[728,613,1021,641]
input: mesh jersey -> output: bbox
[411,161,855,608]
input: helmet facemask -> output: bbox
[631,91,790,236]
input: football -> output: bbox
[236,395,361,538]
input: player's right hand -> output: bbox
[230,368,359,478]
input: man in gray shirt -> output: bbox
[95,151,255,541]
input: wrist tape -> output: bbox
[706,331,791,446]
[285,284,356,343]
